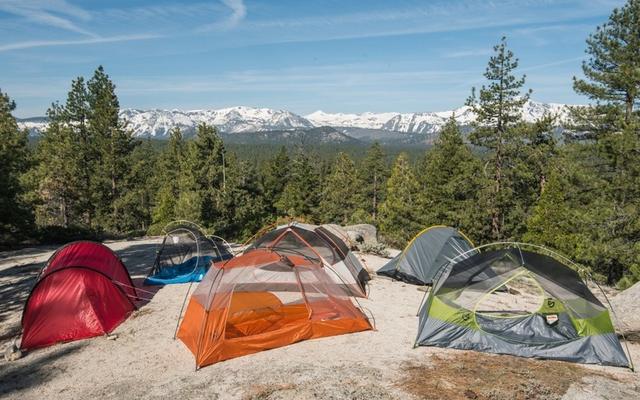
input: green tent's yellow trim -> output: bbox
[572,310,615,336]
[428,296,478,330]
[395,225,476,271]
[473,269,547,319]
[430,294,615,339]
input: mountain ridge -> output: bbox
[17,100,577,142]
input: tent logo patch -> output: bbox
[545,314,559,326]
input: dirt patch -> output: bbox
[243,384,298,400]
[397,351,616,400]
[130,308,154,319]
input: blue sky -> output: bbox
[0,0,626,118]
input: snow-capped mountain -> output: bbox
[121,106,313,137]
[305,111,399,130]
[17,100,575,140]
[306,100,573,135]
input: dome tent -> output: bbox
[21,241,138,350]
[177,247,372,368]
[246,222,370,297]
[416,243,633,368]
[145,221,233,285]
[377,226,476,285]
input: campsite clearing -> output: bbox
[0,238,638,399]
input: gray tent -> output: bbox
[416,245,633,368]
[377,226,476,285]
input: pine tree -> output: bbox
[34,77,99,228]
[358,142,388,222]
[87,66,137,231]
[63,77,96,226]
[34,102,81,227]
[573,0,640,129]
[262,146,290,216]
[218,153,267,239]
[0,89,33,242]
[523,165,574,256]
[276,149,320,219]
[177,123,225,228]
[417,116,483,238]
[379,153,421,247]
[567,1,640,285]
[150,127,186,231]
[116,138,158,233]
[466,36,531,240]
[320,152,359,224]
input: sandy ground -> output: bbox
[0,240,638,399]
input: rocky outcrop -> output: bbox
[609,281,640,336]
[342,224,378,246]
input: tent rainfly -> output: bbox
[377,226,476,285]
[145,221,233,285]
[21,241,138,350]
[245,222,370,297]
[416,245,633,368]
[177,247,372,368]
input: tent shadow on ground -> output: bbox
[0,245,58,261]
[113,242,160,278]
[130,277,163,308]
[0,262,44,340]
[0,342,87,396]
[112,242,164,308]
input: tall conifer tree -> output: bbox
[466,37,531,240]
[0,90,33,241]
[358,142,388,221]
[321,152,359,224]
[573,0,640,129]
[417,116,483,238]
[151,127,185,231]
[276,149,320,219]
[262,146,290,216]
[379,153,421,246]
[87,66,136,230]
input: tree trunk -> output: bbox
[62,197,68,228]
[372,172,378,221]
[492,145,502,240]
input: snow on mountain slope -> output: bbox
[17,100,576,139]
[305,110,399,130]
[305,100,574,134]
[121,106,313,136]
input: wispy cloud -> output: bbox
[115,63,476,97]
[443,48,493,59]
[0,0,96,37]
[235,0,615,46]
[198,0,247,31]
[0,34,162,53]
[520,56,586,72]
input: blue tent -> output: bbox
[145,222,233,285]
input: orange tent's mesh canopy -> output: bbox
[177,248,372,368]
[245,223,370,298]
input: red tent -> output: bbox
[21,241,138,350]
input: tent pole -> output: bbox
[415,285,430,317]
[293,265,313,319]
[591,277,635,372]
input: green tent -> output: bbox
[416,245,633,368]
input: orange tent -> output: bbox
[177,248,372,368]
